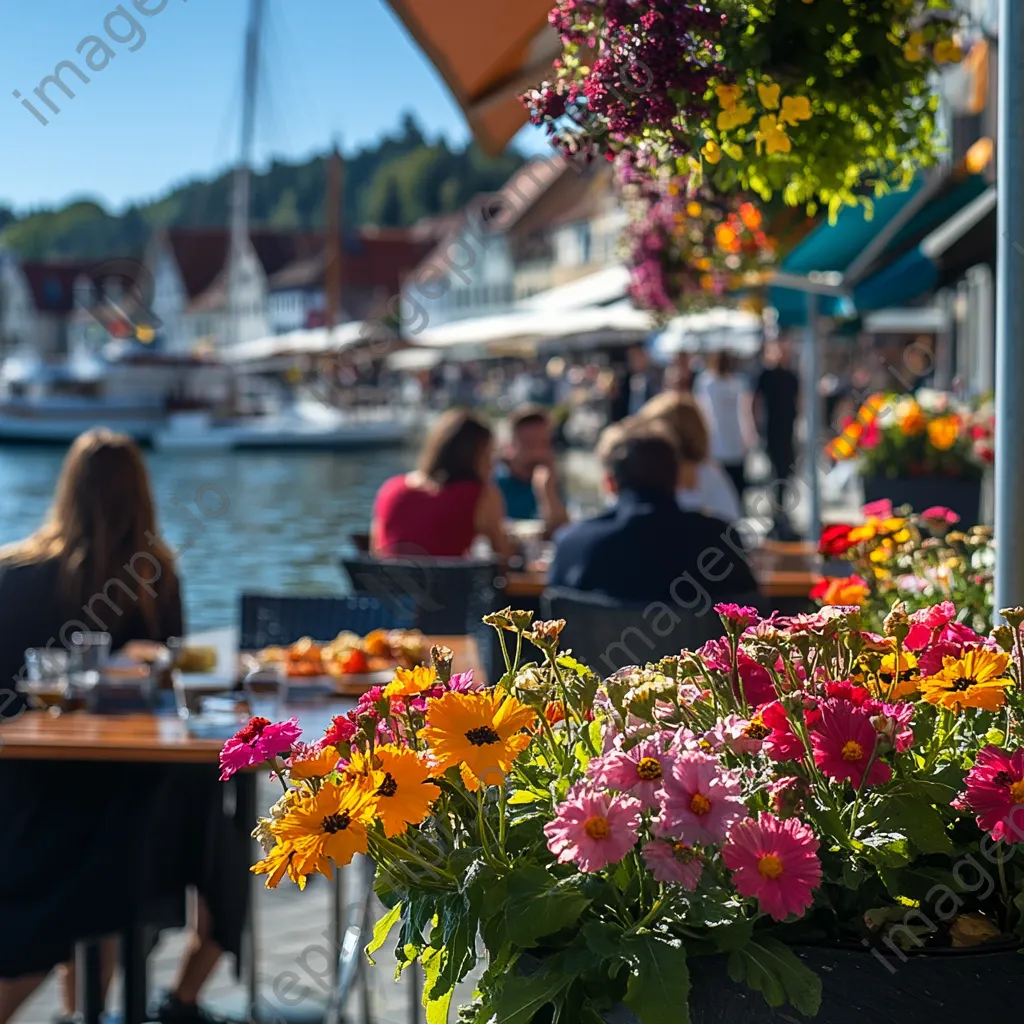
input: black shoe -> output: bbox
[151,994,225,1024]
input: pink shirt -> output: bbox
[373,476,484,557]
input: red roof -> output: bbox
[19,261,98,313]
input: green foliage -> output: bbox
[727,938,822,1016]
[622,935,691,1024]
[1,112,522,260]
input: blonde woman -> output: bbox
[637,391,743,522]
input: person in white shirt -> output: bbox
[636,391,743,523]
[693,350,757,506]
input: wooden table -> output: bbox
[0,634,482,1024]
[0,635,483,762]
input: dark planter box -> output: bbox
[861,475,982,527]
[688,945,1020,1022]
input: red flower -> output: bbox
[323,714,356,748]
[819,524,855,557]
[962,746,1024,844]
[810,700,892,790]
[823,681,871,706]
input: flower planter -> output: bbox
[861,475,982,527]
[687,945,1019,1022]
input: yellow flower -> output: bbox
[927,415,960,451]
[935,39,963,64]
[422,688,536,789]
[780,95,812,126]
[904,31,926,61]
[702,140,723,164]
[289,746,342,781]
[722,141,744,160]
[716,84,743,110]
[757,83,780,110]
[919,651,1013,713]
[365,744,441,838]
[686,201,702,217]
[756,115,791,155]
[251,780,377,889]
[717,104,755,131]
[858,650,921,700]
[384,665,437,698]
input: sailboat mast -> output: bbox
[227,0,265,349]
[324,142,344,330]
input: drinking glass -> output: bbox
[20,648,70,710]
[243,663,286,720]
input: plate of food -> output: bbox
[254,629,427,695]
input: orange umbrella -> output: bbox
[385,0,558,154]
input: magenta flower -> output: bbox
[862,499,893,520]
[761,701,809,762]
[642,839,703,889]
[445,669,480,693]
[722,813,822,921]
[656,751,747,846]
[869,701,915,753]
[219,716,301,781]
[810,700,892,790]
[544,785,643,872]
[905,601,957,649]
[963,746,1024,844]
[322,714,356,748]
[921,506,960,526]
[715,603,760,630]
[588,735,676,808]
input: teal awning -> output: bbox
[769,171,990,327]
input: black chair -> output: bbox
[541,587,742,676]
[340,554,500,636]
[238,592,415,649]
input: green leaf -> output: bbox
[491,965,572,1024]
[422,947,452,1024]
[870,795,954,856]
[856,832,912,868]
[366,904,402,965]
[727,938,822,1016]
[710,918,754,953]
[508,790,541,805]
[622,935,691,1024]
[503,866,591,947]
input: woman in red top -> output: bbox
[372,410,515,560]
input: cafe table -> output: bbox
[0,633,484,1024]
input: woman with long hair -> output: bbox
[0,430,243,1024]
[637,391,743,522]
[372,408,515,560]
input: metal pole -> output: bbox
[804,291,822,542]
[995,0,1024,615]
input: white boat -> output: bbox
[153,403,416,453]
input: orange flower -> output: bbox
[738,202,762,230]
[715,223,740,252]
[899,407,927,436]
[928,415,960,451]
[810,575,870,606]
[544,701,566,726]
[384,665,436,699]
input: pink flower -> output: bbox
[869,702,915,753]
[905,602,957,649]
[544,785,643,872]
[736,653,777,708]
[860,420,881,450]
[656,752,747,846]
[219,716,301,780]
[810,700,892,790]
[962,746,1024,844]
[722,813,822,921]
[862,499,893,520]
[322,714,356,748]
[355,686,387,720]
[589,735,676,808]
[715,603,760,630]
[921,506,960,526]
[823,681,871,706]
[707,714,767,755]
[642,839,703,888]
[446,670,479,693]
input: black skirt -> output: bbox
[0,760,250,979]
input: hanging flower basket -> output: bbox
[523,0,963,215]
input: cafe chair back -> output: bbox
[238,592,414,650]
[541,587,750,675]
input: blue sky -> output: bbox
[1,0,544,212]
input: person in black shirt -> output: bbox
[754,339,801,539]
[549,419,758,608]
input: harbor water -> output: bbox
[0,446,604,633]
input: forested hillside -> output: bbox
[0,114,523,261]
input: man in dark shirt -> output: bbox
[548,420,758,609]
[754,339,800,538]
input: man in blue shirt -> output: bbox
[549,420,758,606]
[495,405,569,538]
